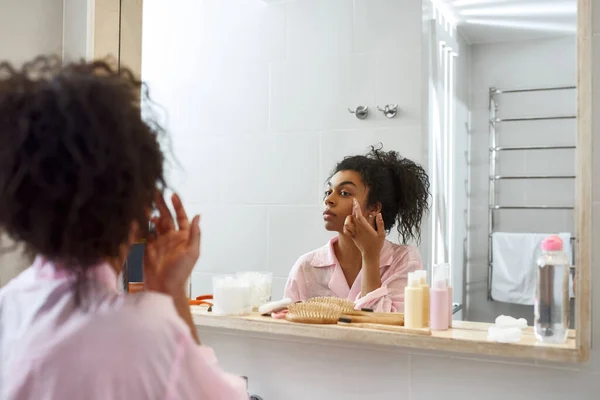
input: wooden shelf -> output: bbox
[191,307,580,363]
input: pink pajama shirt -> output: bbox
[284,237,422,312]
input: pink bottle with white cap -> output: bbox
[534,235,570,344]
[430,264,449,331]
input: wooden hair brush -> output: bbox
[306,297,404,325]
[285,303,341,324]
[284,303,429,335]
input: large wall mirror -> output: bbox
[97,0,591,362]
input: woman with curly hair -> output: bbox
[284,146,430,312]
[0,57,246,399]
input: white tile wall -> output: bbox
[144,0,600,399]
[270,55,376,132]
[353,0,420,55]
[201,0,286,63]
[267,206,334,278]
[467,35,577,322]
[187,204,268,273]
[142,0,424,298]
[285,0,354,59]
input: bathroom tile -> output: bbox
[353,0,420,55]
[497,90,576,120]
[285,0,353,59]
[468,164,489,205]
[271,277,287,300]
[149,56,270,137]
[201,333,410,400]
[410,348,536,367]
[188,58,269,136]
[523,149,575,177]
[201,0,286,62]
[494,179,526,206]
[267,206,335,278]
[167,135,223,204]
[468,123,489,164]
[374,53,423,127]
[522,179,575,208]
[495,150,526,176]
[186,204,268,274]
[190,272,214,297]
[471,108,490,138]
[470,36,576,90]
[469,89,491,111]
[496,119,576,148]
[270,56,376,132]
[218,134,320,205]
[410,354,597,399]
[494,209,573,234]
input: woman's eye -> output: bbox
[341,191,351,197]
[324,190,332,197]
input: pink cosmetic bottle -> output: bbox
[444,263,453,327]
[430,264,449,331]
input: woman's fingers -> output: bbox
[155,191,175,233]
[352,199,374,231]
[188,215,201,259]
[171,193,189,231]
[144,242,159,274]
[343,215,356,237]
[375,213,385,236]
[352,199,362,218]
[151,216,162,236]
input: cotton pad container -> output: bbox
[212,275,252,315]
[236,271,273,309]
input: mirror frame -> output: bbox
[88,0,592,362]
[575,0,592,363]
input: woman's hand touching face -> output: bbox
[143,193,201,295]
[342,199,385,259]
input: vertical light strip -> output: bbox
[432,41,446,266]
[429,0,458,265]
[448,51,456,285]
[443,46,450,261]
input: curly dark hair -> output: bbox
[0,56,165,270]
[332,145,430,244]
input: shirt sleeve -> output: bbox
[353,246,423,312]
[283,257,303,302]
[167,334,248,400]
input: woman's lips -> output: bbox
[323,210,336,221]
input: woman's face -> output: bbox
[323,170,375,232]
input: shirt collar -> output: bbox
[310,236,394,268]
[33,255,119,292]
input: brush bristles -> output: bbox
[285,303,341,324]
[306,296,356,313]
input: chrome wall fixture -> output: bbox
[377,104,399,118]
[348,105,369,119]
[348,104,400,119]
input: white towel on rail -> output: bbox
[491,232,572,305]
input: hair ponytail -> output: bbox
[375,147,429,243]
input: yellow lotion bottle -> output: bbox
[404,272,424,329]
[415,270,430,327]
